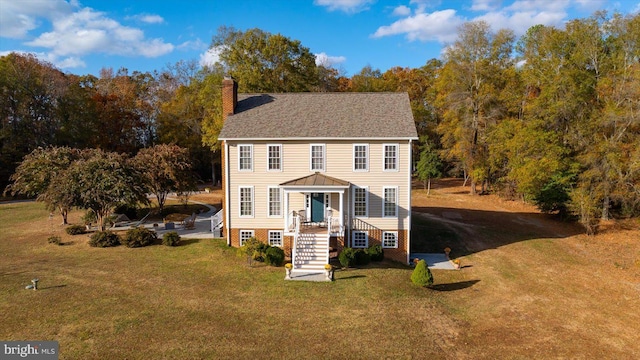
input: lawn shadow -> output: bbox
[430,279,480,292]
[39,284,67,290]
[178,239,200,246]
[335,274,366,280]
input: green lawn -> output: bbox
[0,202,464,359]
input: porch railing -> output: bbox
[291,214,300,269]
[210,209,223,236]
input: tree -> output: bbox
[416,142,442,194]
[56,149,148,231]
[411,259,434,287]
[211,26,318,92]
[133,144,196,213]
[436,21,515,194]
[5,146,80,224]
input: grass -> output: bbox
[2,192,640,359]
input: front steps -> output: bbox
[293,232,329,272]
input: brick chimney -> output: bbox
[222,76,237,118]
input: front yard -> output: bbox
[1,182,639,358]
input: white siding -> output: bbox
[226,140,412,230]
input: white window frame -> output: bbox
[382,231,398,249]
[353,143,369,172]
[267,144,282,172]
[239,230,255,246]
[268,230,283,247]
[352,231,368,248]
[309,144,326,172]
[383,143,399,172]
[238,186,254,218]
[352,186,368,218]
[383,186,398,218]
[267,186,282,218]
[238,144,253,172]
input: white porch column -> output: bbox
[284,190,290,231]
[339,191,344,233]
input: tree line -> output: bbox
[1,11,638,234]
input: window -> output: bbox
[267,144,282,171]
[352,231,368,248]
[310,144,325,171]
[353,144,368,171]
[268,187,282,217]
[239,186,254,217]
[239,230,254,246]
[382,231,398,249]
[353,186,368,217]
[383,186,398,217]
[269,231,283,247]
[383,144,398,171]
[238,144,253,171]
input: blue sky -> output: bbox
[1,0,639,77]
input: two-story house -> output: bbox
[218,77,418,273]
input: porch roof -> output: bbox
[279,172,350,188]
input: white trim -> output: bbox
[407,139,413,264]
[352,230,368,248]
[237,144,253,172]
[382,186,398,218]
[220,136,419,141]
[383,143,399,172]
[239,230,255,246]
[266,144,282,172]
[268,230,283,247]
[309,143,326,172]
[224,141,231,246]
[352,185,368,218]
[382,231,399,249]
[352,143,369,172]
[267,186,282,218]
[238,186,254,218]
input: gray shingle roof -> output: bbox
[218,92,418,140]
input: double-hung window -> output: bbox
[352,231,368,248]
[239,186,254,217]
[353,144,369,171]
[269,231,283,247]
[239,230,254,246]
[238,144,253,171]
[310,144,325,172]
[268,186,282,217]
[267,144,282,171]
[383,186,398,218]
[382,231,398,248]
[383,144,398,171]
[353,186,368,218]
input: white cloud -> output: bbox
[177,39,207,51]
[56,56,86,68]
[138,14,164,24]
[634,2,640,13]
[372,9,463,42]
[315,52,347,67]
[471,0,501,11]
[392,5,411,16]
[23,7,174,58]
[314,0,374,13]
[199,47,221,68]
[0,0,75,39]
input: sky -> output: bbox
[1,0,639,77]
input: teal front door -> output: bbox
[311,193,324,223]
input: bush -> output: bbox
[121,227,157,248]
[162,231,181,246]
[88,231,121,248]
[254,242,271,262]
[339,247,357,268]
[65,224,86,235]
[368,244,384,262]
[354,249,371,266]
[81,209,97,225]
[264,246,285,266]
[238,237,263,266]
[48,236,61,245]
[411,259,433,287]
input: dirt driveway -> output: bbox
[411,178,640,358]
